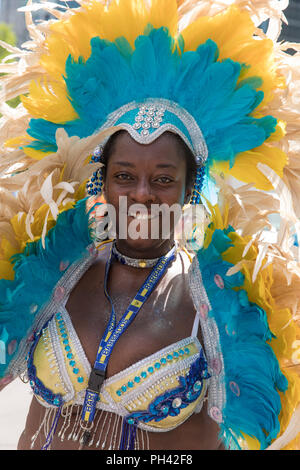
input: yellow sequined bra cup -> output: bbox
[28,302,210,433]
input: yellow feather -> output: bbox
[213,144,287,191]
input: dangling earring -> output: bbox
[190,166,205,205]
[86,145,104,196]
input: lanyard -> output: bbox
[80,243,176,428]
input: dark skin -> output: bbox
[17,132,224,450]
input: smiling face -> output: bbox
[102,131,193,258]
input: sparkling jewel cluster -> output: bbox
[133,105,165,136]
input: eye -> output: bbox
[155,176,173,184]
[115,173,133,181]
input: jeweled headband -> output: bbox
[98,98,208,166]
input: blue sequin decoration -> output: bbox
[124,349,210,424]
[27,316,63,407]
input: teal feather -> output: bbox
[0,199,95,378]
[196,227,288,449]
[24,27,277,170]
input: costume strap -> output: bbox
[79,243,176,446]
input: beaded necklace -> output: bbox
[112,241,175,268]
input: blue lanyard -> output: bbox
[81,243,176,428]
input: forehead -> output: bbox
[107,131,187,168]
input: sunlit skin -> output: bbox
[17,133,225,450]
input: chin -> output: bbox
[116,237,173,259]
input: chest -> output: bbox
[65,257,197,377]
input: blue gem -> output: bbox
[167,354,173,361]
[184,348,190,354]
[63,339,69,345]
[134,376,141,383]
[148,367,154,374]
[73,368,79,374]
[127,418,135,425]
[69,360,75,366]
[173,352,179,358]
[61,333,67,338]
[116,390,122,396]
[128,381,134,388]
[193,380,202,392]
[77,377,84,383]
[141,371,147,378]
[179,349,184,355]
[160,358,167,365]
[154,362,161,369]
[53,398,60,406]
[65,345,71,352]
[121,385,127,392]
[67,353,73,359]
[161,406,169,415]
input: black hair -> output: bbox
[101,130,197,190]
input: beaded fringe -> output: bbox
[31,405,150,450]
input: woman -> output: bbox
[17,130,223,450]
[1,0,300,451]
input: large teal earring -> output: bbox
[190,166,205,205]
[86,145,104,196]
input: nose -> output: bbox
[129,177,155,205]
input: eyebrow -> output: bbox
[112,161,178,169]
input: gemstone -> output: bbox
[134,376,141,383]
[193,380,202,392]
[160,358,167,365]
[29,304,38,315]
[173,352,179,358]
[7,339,17,356]
[54,286,65,302]
[53,398,60,406]
[127,418,135,425]
[116,390,122,396]
[121,385,127,392]
[167,355,173,361]
[65,346,71,352]
[199,303,209,319]
[154,362,161,369]
[69,360,75,367]
[128,381,134,388]
[214,274,225,289]
[141,371,147,378]
[210,406,223,423]
[73,368,79,374]
[67,353,73,359]
[186,391,193,400]
[61,333,67,339]
[229,381,240,397]
[141,129,149,136]
[210,356,222,375]
[184,348,190,354]
[179,349,184,355]
[63,339,69,345]
[172,397,182,409]
[148,367,154,374]
[77,377,84,383]
[161,406,169,415]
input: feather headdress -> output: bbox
[0,0,300,450]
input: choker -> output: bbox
[112,242,176,268]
